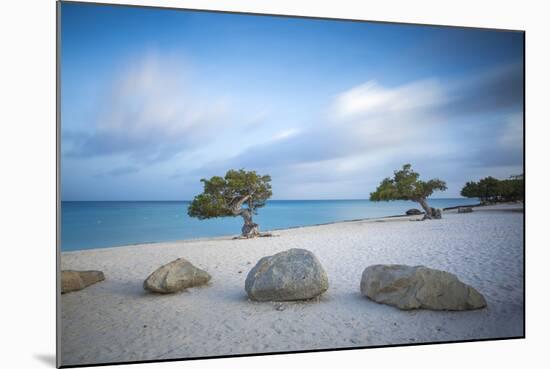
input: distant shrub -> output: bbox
[460,175,524,204]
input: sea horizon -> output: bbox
[61,198,479,251]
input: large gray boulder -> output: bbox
[360,264,486,310]
[245,248,329,301]
[144,258,211,294]
[61,270,105,294]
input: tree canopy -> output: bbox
[461,175,523,203]
[370,164,447,202]
[187,169,272,220]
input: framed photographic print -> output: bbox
[57,1,525,367]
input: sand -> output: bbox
[60,203,524,366]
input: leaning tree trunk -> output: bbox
[239,208,260,238]
[417,198,433,220]
[228,194,260,238]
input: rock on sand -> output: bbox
[406,208,422,215]
[360,264,487,310]
[245,248,329,301]
[62,270,105,294]
[144,258,211,294]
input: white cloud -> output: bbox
[272,128,301,141]
[324,79,451,154]
[100,54,227,143]
[67,52,263,164]
[331,80,447,121]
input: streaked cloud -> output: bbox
[64,54,252,164]
[331,80,447,120]
[272,128,301,141]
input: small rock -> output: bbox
[406,208,422,216]
[458,207,473,213]
[144,258,211,294]
[61,270,105,293]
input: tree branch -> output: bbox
[228,194,252,215]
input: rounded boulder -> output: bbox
[245,248,329,301]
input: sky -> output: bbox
[60,2,524,201]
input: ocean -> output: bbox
[60,199,478,251]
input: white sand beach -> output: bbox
[60,204,524,366]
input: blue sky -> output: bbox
[60,2,524,200]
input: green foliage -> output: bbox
[460,181,479,198]
[188,169,272,220]
[477,177,500,203]
[461,174,524,203]
[499,176,524,201]
[370,164,447,202]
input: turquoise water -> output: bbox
[60,199,478,251]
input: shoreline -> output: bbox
[61,213,422,254]
[61,202,522,254]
